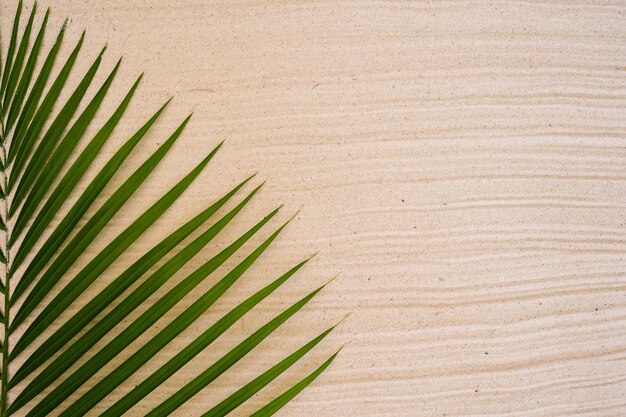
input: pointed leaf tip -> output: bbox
[324,273,340,287]
[129,73,144,89]
[334,312,351,329]
[246,183,264,203]
[229,173,257,193]
[156,97,173,113]
[240,172,258,185]
[289,207,302,222]
[272,208,300,234]
[273,204,284,214]
[175,113,193,130]
[211,140,225,154]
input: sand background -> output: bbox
[1,1,626,416]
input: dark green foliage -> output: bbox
[0,2,338,416]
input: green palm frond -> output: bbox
[0,2,339,416]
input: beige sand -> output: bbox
[1,1,626,416]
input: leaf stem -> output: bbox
[1,104,10,417]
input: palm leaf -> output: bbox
[249,351,340,417]
[0,2,339,417]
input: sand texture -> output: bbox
[1,1,625,416]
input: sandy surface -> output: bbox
[1,1,626,416]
